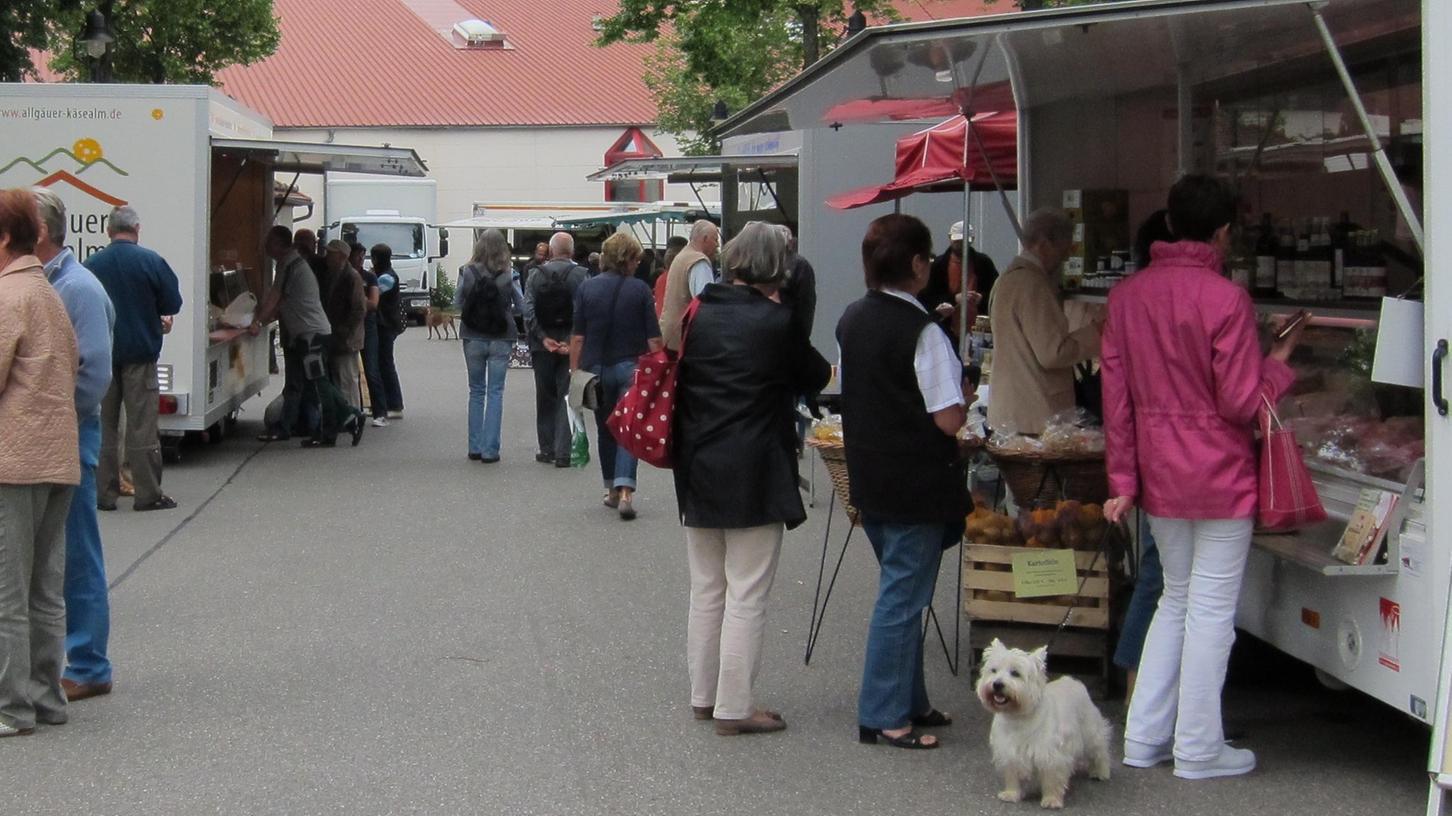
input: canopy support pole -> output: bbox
[969,122,1023,241]
[1311,6,1423,254]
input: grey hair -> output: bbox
[1021,207,1073,247]
[109,205,141,236]
[471,228,513,274]
[689,220,718,246]
[31,186,66,245]
[719,221,788,286]
[548,231,574,258]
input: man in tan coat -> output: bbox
[988,208,1102,435]
[658,220,719,351]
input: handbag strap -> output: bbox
[677,297,702,356]
[1261,392,1283,431]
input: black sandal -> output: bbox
[911,708,953,728]
[858,726,939,749]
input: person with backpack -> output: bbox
[523,232,589,468]
[455,229,527,463]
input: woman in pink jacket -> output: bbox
[1101,175,1304,780]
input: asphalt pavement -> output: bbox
[5,330,1434,814]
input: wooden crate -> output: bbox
[962,543,1111,630]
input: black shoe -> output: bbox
[555,459,571,468]
[300,438,323,448]
[135,495,178,512]
[535,453,553,464]
[348,414,366,447]
[480,456,501,464]
[468,453,483,461]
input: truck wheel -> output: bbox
[205,422,225,445]
[161,438,183,464]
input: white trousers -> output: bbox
[1125,516,1253,762]
[685,524,784,720]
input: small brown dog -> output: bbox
[426,308,458,340]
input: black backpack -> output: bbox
[461,265,510,336]
[533,264,576,330]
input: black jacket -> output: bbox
[673,284,831,530]
[837,290,971,525]
[919,247,999,349]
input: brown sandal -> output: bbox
[693,706,782,722]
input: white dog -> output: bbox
[975,639,1112,809]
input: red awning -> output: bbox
[826,111,1017,210]
[820,81,1017,126]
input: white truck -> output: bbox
[322,177,448,323]
[0,83,425,458]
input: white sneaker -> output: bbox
[1123,740,1174,768]
[1174,745,1256,780]
[0,720,34,738]
[371,417,388,428]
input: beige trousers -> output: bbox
[685,523,785,720]
[331,353,361,410]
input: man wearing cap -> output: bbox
[321,240,368,411]
[920,220,999,353]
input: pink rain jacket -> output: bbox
[1101,241,1295,520]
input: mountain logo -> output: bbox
[36,171,127,207]
[0,138,129,179]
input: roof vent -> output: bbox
[591,14,606,32]
[453,19,506,48]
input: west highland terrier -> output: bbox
[975,639,1112,809]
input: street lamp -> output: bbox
[79,9,115,82]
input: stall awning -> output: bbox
[717,0,1415,137]
[587,154,798,183]
[212,138,427,177]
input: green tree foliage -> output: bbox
[0,0,63,82]
[596,1,900,155]
[5,0,279,85]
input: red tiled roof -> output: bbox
[217,0,661,128]
[890,0,1004,22]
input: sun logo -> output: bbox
[73,138,104,164]
[152,108,164,120]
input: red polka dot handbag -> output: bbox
[606,299,700,469]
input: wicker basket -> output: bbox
[987,447,1109,506]
[806,438,860,524]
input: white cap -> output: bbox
[949,220,974,242]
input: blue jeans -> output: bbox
[858,517,951,730]
[362,313,387,419]
[591,359,639,490]
[64,416,110,685]
[1113,519,1163,670]
[464,339,511,458]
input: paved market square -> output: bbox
[3,333,1430,814]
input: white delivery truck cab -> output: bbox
[0,84,425,458]
[322,177,446,323]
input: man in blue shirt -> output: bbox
[84,206,183,512]
[33,187,118,702]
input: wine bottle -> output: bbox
[1254,214,1278,295]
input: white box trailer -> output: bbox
[0,84,425,453]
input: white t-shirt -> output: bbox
[687,259,715,296]
[839,288,965,414]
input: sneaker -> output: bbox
[387,410,403,419]
[1173,745,1256,780]
[1123,740,1174,768]
[371,417,388,428]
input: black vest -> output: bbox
[836,290,970,524]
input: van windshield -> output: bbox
[343,222,424,260]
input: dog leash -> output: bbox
[1042,518,1126,656]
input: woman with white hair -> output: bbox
[986,207,1102,434]
[674,221,831,736]
[454,229,526,463]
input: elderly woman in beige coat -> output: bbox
[0,187,80,738]
[987,208,1102,434]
